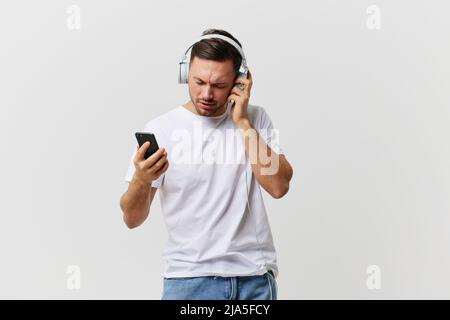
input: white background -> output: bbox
[1,0,449,299]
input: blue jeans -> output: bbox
[162,271,278,300]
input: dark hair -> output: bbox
[190,29,243,77]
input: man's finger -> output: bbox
[227,94,239,104]
[152,154,168,172]
[154,159,169,175]
[234,78,250,86]
[231,87,248,98]
[234,77,252,94]
[135,141,150,161]
[143,147,166,167]
[247,69,252,82]
[231,86,243,95]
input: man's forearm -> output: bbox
[120,177,152,228]
[236,119,293,198]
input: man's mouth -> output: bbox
[199,102,216,110]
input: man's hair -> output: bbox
[190,28,243,78]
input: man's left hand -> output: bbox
[228,70,253,126]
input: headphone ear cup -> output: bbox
[178,61,189,84]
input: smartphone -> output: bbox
[135,132,160,160]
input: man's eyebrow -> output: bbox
[193,77,227,85]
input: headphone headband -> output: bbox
[178,33,248,84]
[183,34,247,65]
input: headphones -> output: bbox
[178,34,249,84]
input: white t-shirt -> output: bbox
[124,103,283,278]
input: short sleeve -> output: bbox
[256,107,284,155]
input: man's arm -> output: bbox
[120,142,169,228]
[237,119,293,199]
[120,180,157,229]
[226,70,293,198]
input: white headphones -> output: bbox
[178,34,248,84]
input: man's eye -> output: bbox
[195,82,224,88]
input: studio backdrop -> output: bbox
[1,0,450,299]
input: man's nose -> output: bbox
[201,85,213,100]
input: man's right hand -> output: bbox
[133,142,169,185]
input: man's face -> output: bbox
[187,56,236,117]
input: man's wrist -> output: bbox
[131,174,152,189]
[235,118,252,130]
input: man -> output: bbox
[120,29,293,300]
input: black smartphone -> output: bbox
[135,132,160,160]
